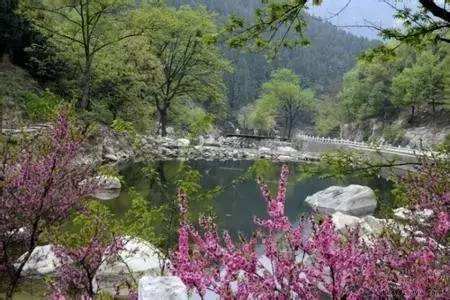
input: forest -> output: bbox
[0,0,449,299]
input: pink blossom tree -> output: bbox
[51,236,125,298]
[0,114,95,299]
[172,164,449,299]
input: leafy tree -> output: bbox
[314,96,344,136]
[127,5,228,136]
[0,0,34,64]
[225,0,449,47]
[391,50,444,120]
[251,68,315,139]
[340,59,395,122]
[379,0,450,44]
[21,0,139,109]
[226,0,323,52]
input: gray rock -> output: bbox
[258,147,271,153]
[305,185,377,216]
[139,276,187,300]
[97,237,162,278]
[91,176,121,200]
[331,212,361,231]
[277,146,297,154]
[393,207,433,223]
[331,212,386,238]
[16,245,59,275]
[176,138,190,147]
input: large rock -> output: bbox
[305,185,377,216]
[331,212,386,237]
[91,175,121,200]
[16,245,60,275]
[138,276,187,300]
[331,212,361,231]
[97,237,162,278]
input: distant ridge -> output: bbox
[168,0,379,110]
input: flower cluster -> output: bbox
[51,237,125,298]
[172,164,449,299]
[0,113,96,297]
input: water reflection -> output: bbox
[111,160,392,239]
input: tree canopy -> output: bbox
[247,68,315,138]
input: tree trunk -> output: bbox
[409,105,416,123]
[79,57,92,110]
[0,96,3,135]
[158,107,168,137]
[287,120,293,140]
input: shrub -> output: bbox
[20,90,60,122]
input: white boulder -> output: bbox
[17,245,60,275]
[139,276,187,300]
[305,185,377,216]
[331,212,387,239]
[97,237,162,278]
[331,212,361,231]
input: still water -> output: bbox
[13,160,393,298]
[111,160,392,237]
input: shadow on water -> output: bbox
[112,160,393,239]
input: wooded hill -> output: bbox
[168,0,379,111]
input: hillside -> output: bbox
[168,0,379,111]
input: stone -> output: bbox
[138,276,187,300]
[331,212,361,231]
[277,146,297,154]
[305,185,377,216]
[258,147,271,153]
[97,237,162,278]
[360,215,386,236]
[95,175,121,190]
[104,153,119,162]
[16,245,60,275]
[176,138,190,147]
[90,175,121,200]
[393,207,433,223]
[277,155,292,162]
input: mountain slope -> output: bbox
[169,0,379,111]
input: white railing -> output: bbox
[295,134,429,157]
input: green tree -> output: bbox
[21,0,139,109]
[251,68,315,139]
[128,5,228,136]
[391,50,444,120]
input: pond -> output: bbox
[110,160,393,238]
[12,160,393,299]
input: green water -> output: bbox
[111,160,392,237]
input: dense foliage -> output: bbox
[316,42,450,135]
[242,68,315,138]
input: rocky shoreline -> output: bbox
[87,126,321,166]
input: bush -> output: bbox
[20,90,60,122]
[382,123,406,145]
